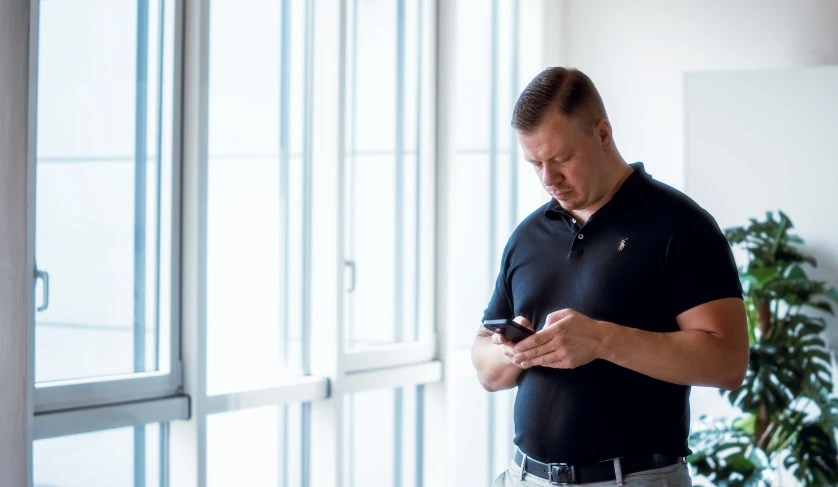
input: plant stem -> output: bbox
[757,300,772,336]
[756,402,770,450]
[756,298,773,446]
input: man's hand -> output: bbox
[491,316,535,366]
[511,309,605,369]
[472,316,535,391]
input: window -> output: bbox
[193,0,439,482]
[206,0,308,395]
[16,0,548,485]
[343,0,436,357]
[34,424,165,487]
[207,405,304,486]
[31,0,185,485]
[35,0,177,388]
[448,0,547,483]
[344,387,422,487]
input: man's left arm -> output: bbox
[599,298,749,390]
[510,299,749,390]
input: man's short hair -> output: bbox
[511,67,608,134]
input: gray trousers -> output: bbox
[492,458,692,487]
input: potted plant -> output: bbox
[688,211,838,487]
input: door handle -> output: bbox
[35,265,49,312]
[345,260,356,293]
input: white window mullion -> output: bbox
[421,0,458,484]
[169,0,209,485]
[307,1,345,487]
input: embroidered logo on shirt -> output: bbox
[618,238,628,251]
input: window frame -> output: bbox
[31,0,186,417]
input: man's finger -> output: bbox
[513,344,547,364]
[513,316,534,331]
[513,332,546,353]
[545,309,573,327]
[544,313,573,330]
[522,350,567,369]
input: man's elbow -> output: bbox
[477,374,514,393]
[712,330,749,391]
[477,374,499,392]
[718,353,749,391]
[718,370,746,391]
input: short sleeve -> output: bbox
[665,209,743,317]
[482,245,515,322]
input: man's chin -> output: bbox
[554,197,580,211]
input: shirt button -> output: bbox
[578,234,584,240]
[571,218,577,224]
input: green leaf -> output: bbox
[825,286,838,304]
[688,417,765,487]
[748,266,778,285]
[733,415,756,435]
[806,301,834,315]
[785,423,838,486]
[786,265,807,280]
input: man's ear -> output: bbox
[595,119,612,149]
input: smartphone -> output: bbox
[482,318,534,343]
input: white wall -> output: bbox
[685,65,838,348]
[555,0,838,189]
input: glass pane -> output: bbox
[494,0,518,154]
[455,0,492,151]
[343,387,420,487]
[344,0,427,349]
[347,0,398,153]
[450,155,493,348]
[34,424,163,487]
[206,0,308,394]
[208,405,304,487]
[452,1,526,349]
[451,376,493,486]
[35,0,176,383]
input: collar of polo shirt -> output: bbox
[545,161,651,221]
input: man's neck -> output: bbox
[570,161,633,224]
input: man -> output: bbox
[472,67,749,487]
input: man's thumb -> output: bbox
[513,316,534,331]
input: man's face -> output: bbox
[518,111,610,212]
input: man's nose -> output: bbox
[542,166,563,187]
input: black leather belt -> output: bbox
[515,449,682,484]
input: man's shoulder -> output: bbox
[510,198,553,237]
[643,176,719,227]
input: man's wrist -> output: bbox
[595,320,619,362]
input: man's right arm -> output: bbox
[471,317,533,392]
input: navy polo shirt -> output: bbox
[482,162,742,465]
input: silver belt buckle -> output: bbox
[547,463,574,485]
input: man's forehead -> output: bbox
[519,134,567,162]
